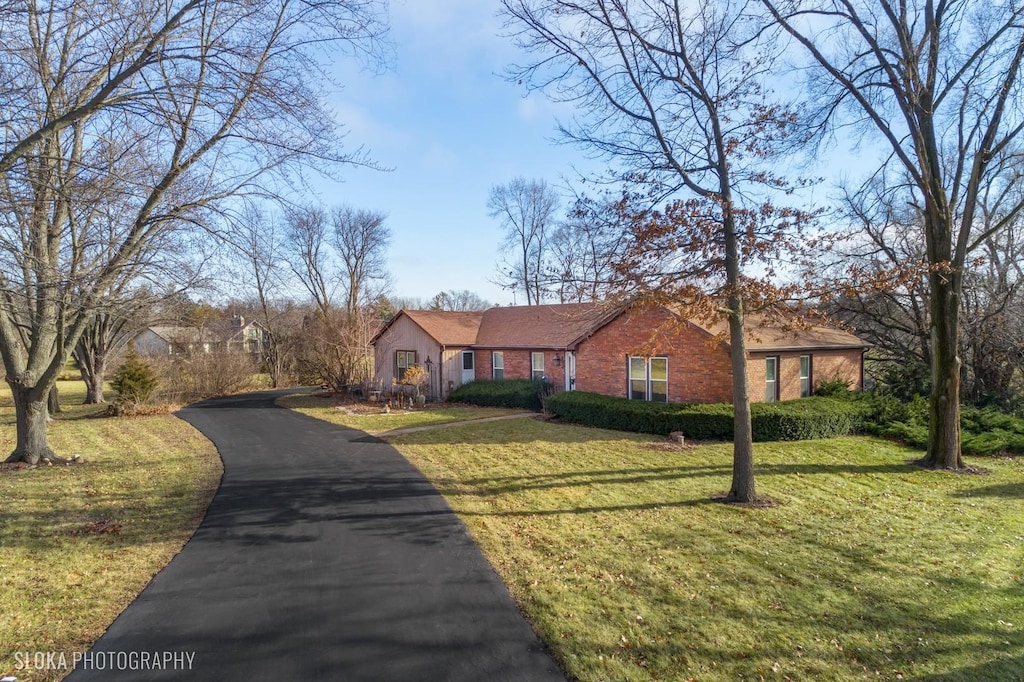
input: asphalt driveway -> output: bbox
[64,389,566,682]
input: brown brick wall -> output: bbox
[575,307,734,403]
[474,348,566,391]
[748,349,864,402]
[467,307,864,405]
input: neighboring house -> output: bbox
[133,315,269,357]
[372,303,869,404]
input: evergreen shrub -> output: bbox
[448,379,545,411]
[545,391,865,441]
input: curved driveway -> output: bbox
[66,390,565,682]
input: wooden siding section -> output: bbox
[373,314,473,399]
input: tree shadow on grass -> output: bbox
[954,481,1024,499]
[450,460,921,500]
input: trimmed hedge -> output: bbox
[544,391,867,441]
[448,379,545,411]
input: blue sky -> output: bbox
[316,1,876,309]
[321,0,596,307]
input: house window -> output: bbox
[532,352,545,380]
[800,355,812,398]
[396,350,416,380]
[765,356,779,402]
[649,357,668,403]
[493,351,504,380]
[629,356,669,402]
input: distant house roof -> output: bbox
[473,303,613,349]
[146,325,206,344]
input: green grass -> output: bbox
[0,381,221,682]
[277,393,526,434]
[377,419,1024,682]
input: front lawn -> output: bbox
[384,419,1024,681]
[0,381,221,682]
[277,392,526,434]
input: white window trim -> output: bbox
[628,356,669,402]
[799,354,812,398]
[765,356,779,402]
[492,351,504,380]
[531,352,545,380]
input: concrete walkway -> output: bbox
[65,390,565,682]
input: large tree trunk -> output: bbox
[727,296,756,502]
[75,326,109,404]
[48,384,61,414]
[925,272,964,468]
[6,384,58,464]
[79,356,106,404]
[721,192,756,502]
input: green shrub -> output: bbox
[545,392,865,441]
[815,377,853,398]
[449,379,545,411]
[750,398,869,441]
[546,392,734,439]
[111,353,159,411]
[854,395,1024,455]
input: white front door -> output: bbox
[462,351,475,384]
[566,351,576,390]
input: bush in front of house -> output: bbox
[545,391,866,441]
[448,379,545,411]
[544,391,734,439]
[751,397,869,441]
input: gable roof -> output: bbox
[372,309,483,346]
[372,303,867,353]
[700,315,870,352]
[473,303,613,349]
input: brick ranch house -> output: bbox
[370,303,869,403]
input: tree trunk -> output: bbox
[6,384,57,464]
[727,297,756,502]
[48,384,61,414]
[80,357,106,403]
[925,273,964,468]
[721,191,756,502]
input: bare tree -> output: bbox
[488,177,559,305]
[503,0,816,503]
[547,196,624,303]
[283,202,391,392]
[225,205,300,388]
[0,0,386,464]
[285,205,338,316]
[763,0,1024,469]
[429,290,492,311]
[331,206,391,316]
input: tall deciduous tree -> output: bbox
[503,0,815,503]
[488,177,559,305]
[0,0,386,464]
[548,196,626,303]
[332,206,391,316]
[762,0,1024,469]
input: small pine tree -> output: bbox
[111,353,159,407]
